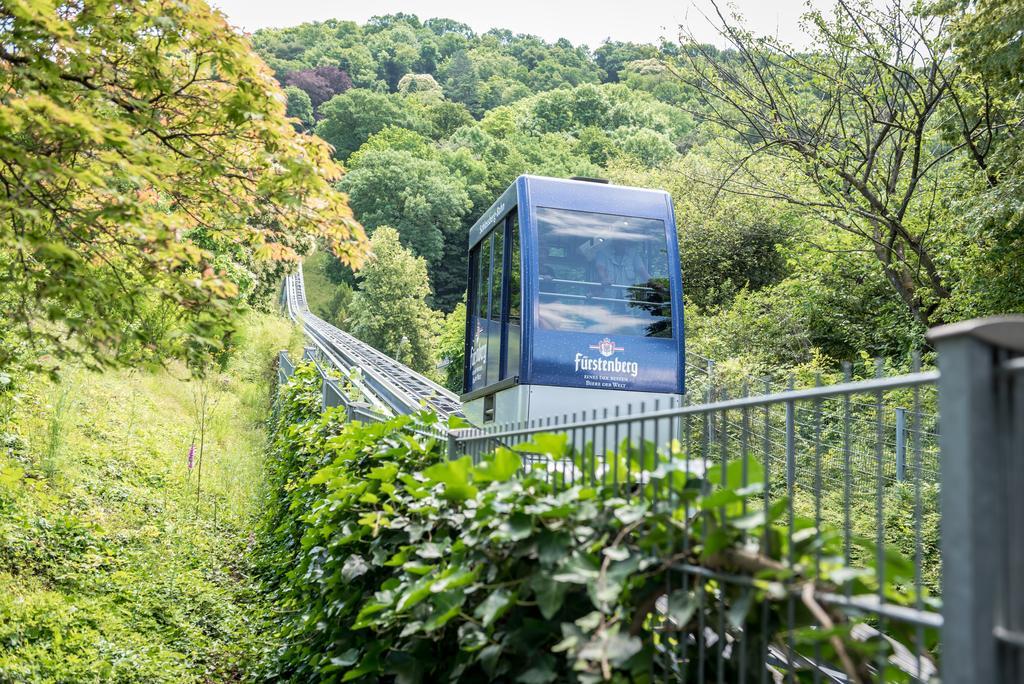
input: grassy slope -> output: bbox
[0,313,301,683]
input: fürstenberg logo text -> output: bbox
[573,353,639,377]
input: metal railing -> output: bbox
[929,316,1024,683]
[275,315,1024,682]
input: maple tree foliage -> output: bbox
[0,0,366,372]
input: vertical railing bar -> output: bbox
[653,399,661,503]
[912,352,924,681]
[895,406,906,483]
[813,373,823,684]
[874,358,887,684]
[613,406,621,498]
[626,404,634,502]
[785,375,795,683]
[571,412,578,488]
[842,362,853,590]
[602,407,609,496]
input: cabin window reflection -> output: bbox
[487,230,503,383]
[535,207,672,338]
[503,215,521,379]
[468,239,490,390]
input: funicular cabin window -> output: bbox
[487,229,504,383]
[535,207,672,338]
[467,209,522,394]
[468,236,490,390]
[503,216,521,380]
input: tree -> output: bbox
[425,100,474,138]
[348,227,438,373]
[338,150,472,303]
[315,89,428,159]
[284,86,314,129]
[0,0,364,373]
[936,0,1024,319]
[347,126,435,168]
[283,65,353,108]
[594,41,658,82]
[616,128,677,167]
[397,73,443,96]
[439,51,481,113]
[674,0,1007,327]
[368,24,421,89]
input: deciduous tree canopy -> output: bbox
[0,0,365,373]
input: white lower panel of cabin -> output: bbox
[464,384,681,427]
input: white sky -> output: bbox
[211,0,820,49]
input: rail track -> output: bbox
[283,265,463,420]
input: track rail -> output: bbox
[283,265,463,420]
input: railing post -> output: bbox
[894,407,906,483]
[929,315,1024,684]
[785,376,795,489]
[785,399,795,489]
[447,430,459,460]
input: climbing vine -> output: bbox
[258,364,937,682]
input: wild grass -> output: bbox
[0,311,299,682]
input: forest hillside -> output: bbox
[253,5,1023,387]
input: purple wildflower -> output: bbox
[187,442,195,471]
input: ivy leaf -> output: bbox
[342,555,370,582]
[474,588,514,628]
[431,566,477,593]
[514,433,569,458]
[474,447,522,482]
[667,589,697,628]
[478,643,504,677]
[423,590,466,632]
[536,531,571,566]
[423,456,478,502]
[578,630,642,667]
[727,588,755,630]
[329,649,359,667]
[458,622,488,652]
[531,573,567,620]
[515,654,557,683]
[553,554,600,584]
[492,512,534,542]
[397,575,435,612]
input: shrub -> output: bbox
[259,364,937,682]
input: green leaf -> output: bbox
[668,589,697,628]
[474,588,514,628]
[368,463,398,481]
[514,433,569,458]
[423,456,478,501]
[430,566,477,592]
[531,573,568,620]
[553,554,600,584]
[458,622,488,652]
[397,576,435,612]
[474,447,522,482]
[727,588,755,630]
[516,654,557,683]
[342,555,370,582]
[423,590,466,631]
[536,531,571,566]
[492,512,533,542]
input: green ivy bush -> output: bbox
[259,364,938,682]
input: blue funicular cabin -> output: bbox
[462,175,685,425]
